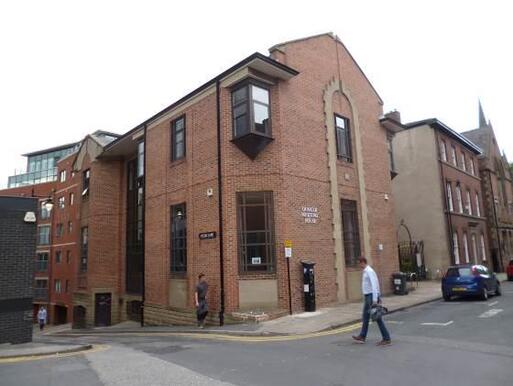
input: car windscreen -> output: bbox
[446,267,472,277]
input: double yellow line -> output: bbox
[63,322,362,343]
[0,344,109,364]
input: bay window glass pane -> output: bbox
[232,87,248,105]
[253,103,269,133]
[252,85,269,104]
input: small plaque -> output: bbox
[251,257,261,265]
[285,247,292,258]
[24,212,36,223]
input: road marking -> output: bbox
[386,321,404,325]
[0,345,109,364]
[52,323,362,343]
[488,301,499,307]
[421,321,454,326]
[478,309,503,318]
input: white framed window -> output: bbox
[70,192,74,206]
[455,184,463,213]
[453,232,460,264]
[465,190,472,215]
[471,234,478,264]
[451,145,457,166]
[480,234,487,261]
[440,140,447,162]
[461,153,467,172]
[475,193,481,217]
[54,279,62,293]
[463,233,470,263]
[58,196,65,209]
[469,158,476,175]
[446,183,454,212]
[59,170,66,182]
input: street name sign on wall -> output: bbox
[199,232,216,240]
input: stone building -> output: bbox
[462,104,513,272]
[392,118,489,278]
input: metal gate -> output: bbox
[398,240,426,279]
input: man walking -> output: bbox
[352,257,391,346]
[37,306,47,331]
[195,273,208,328]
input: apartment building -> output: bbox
[392,118,489,277]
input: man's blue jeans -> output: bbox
[359,294,391,341]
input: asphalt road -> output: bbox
[2,282,513,386]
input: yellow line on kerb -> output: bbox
[0,345,109,364]
[70,323,362,343]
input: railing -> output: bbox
[33,288,49,301]
[7,168,58,188]
[35,261,48,272]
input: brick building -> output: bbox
[1,33,401,327]
[0,132,118,326]
[462,104,513,272]
[392,118,489,278]
[0,196,37,344]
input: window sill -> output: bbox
[440,160,480,180]
[238,272,277,280]
[169,272,187,279]
[169,158,187,168]
[336,157,354,165]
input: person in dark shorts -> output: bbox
[195,273,208,328]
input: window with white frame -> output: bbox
[60,170,66,182]
[446,182,454,212]
[58,196,65,209]
[461,153,467,172]
[465,190,472,215]
[463,233,470,263]
[451,145,457,166]
[455,184,463,213]
[471,234,478,264]
[480,234,487,261]
[470,158,476,175]
[475,193,481,217]
[440,140,447,162]
[70,192,74,206]
[54,279,62,293]
[453,232,460,264]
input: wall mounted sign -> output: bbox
[199,231,216,240]
[301,206,319,224]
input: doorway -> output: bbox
[94,293,112,327]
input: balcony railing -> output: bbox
[35,261,48,272]
[33,288,49,301]
[7,168,58,188]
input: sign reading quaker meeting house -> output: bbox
[301,206,319,224]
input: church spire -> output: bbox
[478,99,487,128]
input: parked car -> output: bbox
[442,264,501,301]
[507,260,513,281]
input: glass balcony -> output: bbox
[7,168,58,188]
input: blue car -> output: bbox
[442,264,502,301]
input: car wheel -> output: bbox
[443,292,451,301]
[495,282,502,296]
[480,287,488,301]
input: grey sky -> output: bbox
[1,0,511,188]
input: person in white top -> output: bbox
[37,306,47,331]
[352,257,391,345]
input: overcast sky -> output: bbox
[1,0,511,188]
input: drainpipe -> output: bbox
[141,124,147,327]
[216,80,225,326]
[488,169,503,272]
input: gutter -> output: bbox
[216,80,225,326]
